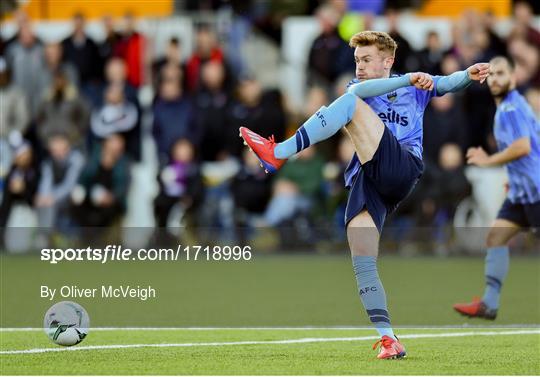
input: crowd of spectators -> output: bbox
[0,1,538,249]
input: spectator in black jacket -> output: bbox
[98,15,122,65]
[386,8,418,74]
[417,31,445,76]
[423,94,468,164]
[0,142,40,227]
[62,13,102,87]
[195,61,233,161]
[307,4,354,88]
[152,37,187,93]
[227,76,286,157]
[231,148,273,221]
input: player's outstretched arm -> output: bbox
[347,72,433,98]
[436,63,490,95]
[466,138,531,167]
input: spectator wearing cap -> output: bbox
[0,142,40,228]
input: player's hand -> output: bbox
[466,146,491,167]
[409,72,434,91]
[467,63,490,83]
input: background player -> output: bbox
[240,31,490,359]
[453,56,540,320]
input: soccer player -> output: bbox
[453,56,540,320]
[240,31,489,359]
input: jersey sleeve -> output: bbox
[346,78,360,89]
[500,107,531,141]
[413,76,440,108]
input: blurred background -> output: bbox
[0,0,539,254]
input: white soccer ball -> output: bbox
[43,301,90,346]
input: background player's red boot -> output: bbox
[239,127,286,173]
[372,335,407,359]
[453,297,497,320]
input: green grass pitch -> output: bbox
[1,328,539,374]
[1,254,539,374]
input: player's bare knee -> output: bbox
[346,211,379,256]
[347,227,379,256]
[486,229,506,248]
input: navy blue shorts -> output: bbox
[497,199,540,228]
[345,127,423,232]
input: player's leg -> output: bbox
[453,217,521,319]
[345,103,412,358]
[482,219,521,310]
[239,92,357,172]
[348,210,405,359]
[342,97,385,164]
[273,93,358,159]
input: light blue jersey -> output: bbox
[494,90,540,204]
[344,76,441,186]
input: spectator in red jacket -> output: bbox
[115,13,145,88]
[185,25,224,92]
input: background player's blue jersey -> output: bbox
[494,90,540,204]
[344,76,440,187]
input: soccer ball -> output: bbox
[43,301,90,346]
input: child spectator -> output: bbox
[154,138,203,228]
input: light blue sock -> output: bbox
[352,255,396,340]
[482,246,509,310]
[274,92,357,159]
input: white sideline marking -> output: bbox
[1,324,539,332]
[1,330,538,355]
